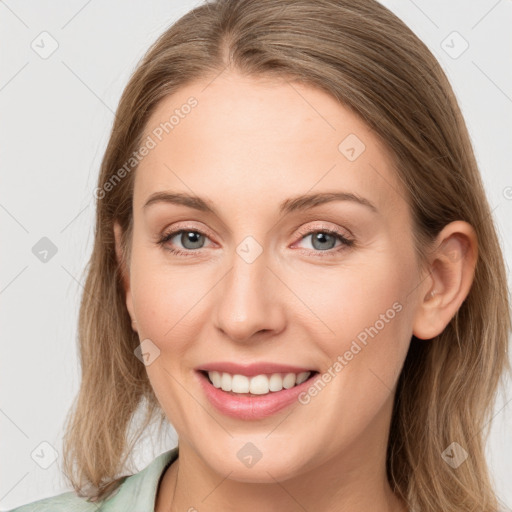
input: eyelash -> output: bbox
[156,225,355,258]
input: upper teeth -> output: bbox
[207,371,311,395]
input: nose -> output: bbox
[213,246,286,343]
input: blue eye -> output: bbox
[296,230,353,252]
[157,229,210,256]
[157,227,354,258]
[292,227,355,258]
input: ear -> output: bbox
[113,220,138,333]
[412,220,478,340]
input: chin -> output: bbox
[200,442,309,483]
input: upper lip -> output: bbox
[196,361,316,377]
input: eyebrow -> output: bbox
[143,190,378,216]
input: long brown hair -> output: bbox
[62,1,511,510]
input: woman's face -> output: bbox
[117,71,428,482]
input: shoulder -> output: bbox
[6,446,179,512]
[5,490,98,512]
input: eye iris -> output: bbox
[181,231,204,250]
[311,232,336,251]
[170,230,342,252]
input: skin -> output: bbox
[114,70,477,512]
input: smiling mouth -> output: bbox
[199,369,319,396]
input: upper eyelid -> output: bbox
[161,221,217,242]
[295,221,353,238]
[162,219,349,235]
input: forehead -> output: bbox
[134,71,405,218]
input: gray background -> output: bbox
[1,0,511,509]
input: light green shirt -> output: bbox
[6,446,179,511]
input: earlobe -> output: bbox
[412,221,478,340]
[113,220,138,333]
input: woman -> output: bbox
[9,0,510,511]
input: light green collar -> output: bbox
[99,446,179,511]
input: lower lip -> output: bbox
[196,370,317,420]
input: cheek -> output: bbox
[132,273,188,344]
[128,251,206,422]
[295,250,413,352]
[129,247,213,356]
[297,251,416,424]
